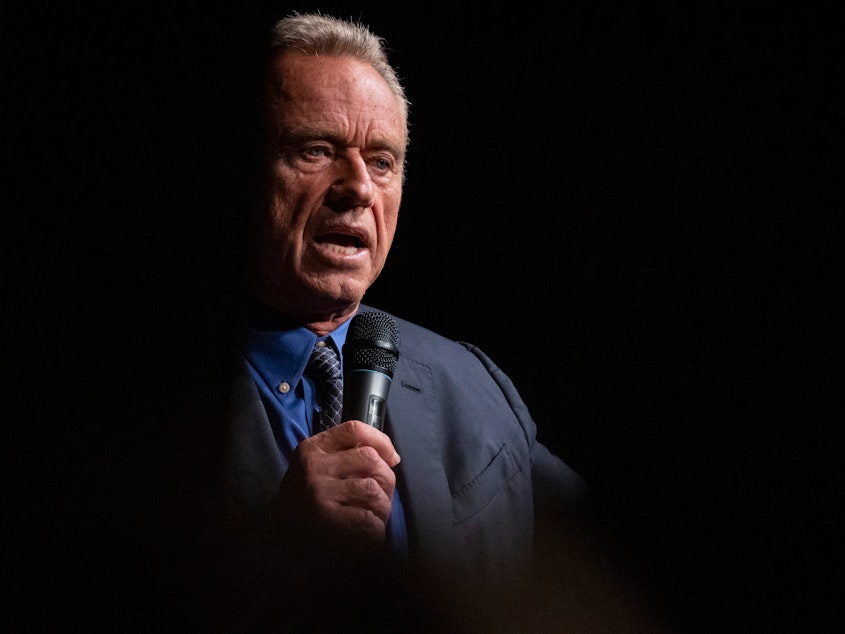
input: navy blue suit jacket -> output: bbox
[226,305,588,596]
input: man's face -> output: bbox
[255,52,406,322]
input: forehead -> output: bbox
[267,52,406,143]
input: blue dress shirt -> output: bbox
[242,311,408,553]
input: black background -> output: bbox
[4,2,840,632]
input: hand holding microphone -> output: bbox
[282,311,401,542]
[284,420,400,541]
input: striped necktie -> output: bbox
[305,340,343,432]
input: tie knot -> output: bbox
[306,341,341,382]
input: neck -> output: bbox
[249,295,359,336]
[301,312,356,337]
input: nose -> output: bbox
[327,153,375,210]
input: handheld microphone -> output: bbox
[341,311,400,431]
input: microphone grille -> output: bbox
[345,311,400,375]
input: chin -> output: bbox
[311,281,366,311]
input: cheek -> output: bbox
[264,198,292,239]
[375,212,399,260]
[267,178,310,234]
[258,196,302,264]
[379,190,402,236]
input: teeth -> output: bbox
[323,243,359,256]
[317,232,362,253]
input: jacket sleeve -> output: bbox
[458,341,590,512]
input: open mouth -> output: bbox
[315,232,366,255]
[317,233,364,249]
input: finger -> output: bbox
[313,420,401,467]
[306,445,397,499]
[318,477,394,523]
[318,501,389,541]
[278,459,393,541]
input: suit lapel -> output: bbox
[386,354,454,559]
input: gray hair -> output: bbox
[269,12,410,137]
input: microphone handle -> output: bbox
[342,368,392,430]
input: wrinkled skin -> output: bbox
[254,51,406,336]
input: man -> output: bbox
[217,12,594,631]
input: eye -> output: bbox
[369,154,395,175]
[301,145,332,160]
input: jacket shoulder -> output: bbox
[358,306,476,364]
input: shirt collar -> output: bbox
[243,307,352,396]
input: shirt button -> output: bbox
[278,382,290,394]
